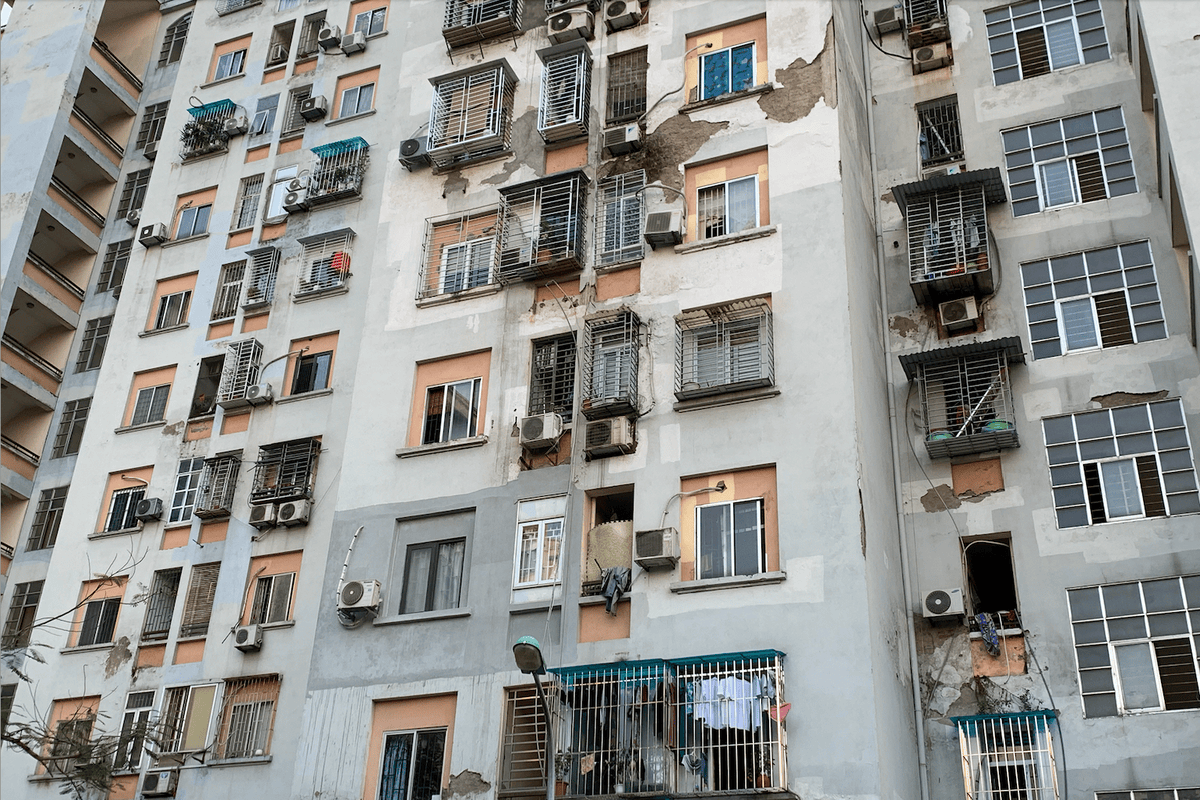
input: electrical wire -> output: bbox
[860,3,911,61]
[1022,630,1068,800]
[904,384,962,537]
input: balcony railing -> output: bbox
[3,334,65,384]
[216,0,262,15]
[181,100,235,161]
[70,105,124,157]
[48,176,106,229]
[307,138,369,207]
[497,170,589,283]
[953,711,1059,800]
[1,434,41,468]
[442,0,521,48]
[92,38,143,94]
[27,251,85,300]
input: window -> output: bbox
[298,229,354,293]
[378,728,446,800]
[353,5,387,36]
[497,170,589,282]
[213,48,247,81]
[339,83,375,118]
[918,95,963,168]
[538,43,591,143]
[422,379,482,445]
[428,61,517,167]
[962,536,1020,629]
[267,23,293,66]
[679,466,777,583]
[700,43,755,100]
[529,334,576,417]
[309,137,370,205]
[77,596,121,647]
[141,569,182,640]
[233,176,264,231]
[500,686,549,795]
[1021,241,1167,359]
[297,15,325,57]
[105,486,145,531]
[250,95,279,137]
[158,13,191,67]
[514,496,565,588]
[986,0,1109,86]
[137,102,169,150]
[291,351,332,394]
[113,691,155,772]
[0,685,14,732]
[606,48,647,124]
[400,540,465,613]
[1069,575,1200,717]
[1,580,43,649]
[1043,399,1200,528]
[130,384,171,426]
[170,458,205,523]
[47,701,97,775]
[27,486,68,550]
[441,0,520,46]
[214,676,280,759]
[97,240,131,294]
[154,291,191,330]
[161,683,218,753]
[179,563,221,638]
[1097,791,1200,800]
[695,497,765,579]
[249,573,294,624]
[419,207,498,298]
[1003,108,1136,216]
[195,454,241,518]
[75,316,112,372]
[581,309,639,419]
[279,0,301,9]
[192,356,223,417]
[676,298,773,400]
[245,247,280,305]
[282,85,312,135]
[52,398,90,458]
[218,339,263,406]
[698,176,757,239]
[266,165,300,220]
[250,437,320,503]
[176,203,211,239]
[212,261,246,320]
[596,171,644,267]
[116,168,151,220]
[953,711,1058,799]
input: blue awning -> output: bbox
[669,649,785,667]
[312,137,369,157]
[551,658,667,682]
[951,709,1057,732]
[188,99,235,118]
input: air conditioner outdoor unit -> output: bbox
[318,22,342,50]
[547,8,594,43]
[399,136,431,170]
[643,210,683,249]
[923,588,965,621]
[300,95,328,121]
[134,497,164,522]
[874,3,903,35]
[233,623,264,652]
[277,499,311,527]
[602,124,642,158]
[269,43,289,64]
[603,0,641,32]
[139,223,168,247]
[584,415,635,457]
[283,187,309,213]
[143,139,158,160]
[912,42,952,74]
[922,161,964,179]
[125,208,141,227]
[938,296,980,331]
[141,769,178,797]
[520,412,565,449]
[633,527,679,570]
[338,579,382,611]
[223,113,249,136]
[341,30,367,53]
[245,382,274,405]
[248,503,277,530]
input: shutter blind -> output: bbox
[180,563,221,637]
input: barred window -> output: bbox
[596,171,644,267]
[215,676,280,759]
[986,0,1109,86]
[250,438,320,503]
[52,399,90,458]
[529,334,576,417]
[232,176,264,231]
[538,43,591,143]
[581,309,640,420]
[97,240,132,294]
[158,13,191,67]
[245,247,281,306]
[917,95,963,167]
[217,339,263,406]
[282,85,312,135]
[195,454,241,518]
[298,229,354,295]
[161,684,218,752]
[497,170,589,283]
[953,711,1059,800]
[141,569,182,640]
[606,48,647,125]
[27,487,68,550]
[116,169,151,219]
[212,261,246,321]
[136,102,169,149]
[419,208,498,299]
[428,61,517,168]
[75,316,113,372]
[675,299,773,401]
[442,0,521,47]
[297,15,325,57]
[105,486,145,532]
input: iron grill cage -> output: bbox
[251,437,320,503]
[141,568,182,640]
[418,207,500,299]
[906,0,949,42]
[675,300,773,401]
[916,349,1018,459]
[918,96,964,168]
[442,0,521,47]
[218,339,263,404]
[907,185,990,286]
[282,86,312,135]
[550,651,787,797]
[216,0,261,14]
[529,333,578,417]
[954,712,1059,800]
[297,16,324,57]
[194,454,241,518]
[498,172,589,283]
[299,230,354,295]
[181,100,234,161]
[539,47,592,143]
[212,261,246,321]
[606,49,648,125]
[214,675,280,759]
[308,139,369,206]
[500,684,558,796]
[596,171,645,267]
[581,309,640,419]
[245,247,281,306]
[428,64,516,167]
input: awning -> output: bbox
[898,336,1025,381]
[892,167,1008,215]
[188,99,235,118]
[312,136,369,157]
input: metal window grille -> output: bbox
[218,339,263,405]
[250,573,294,624]
[986,0,1109,86]
[52,399,90,458]
[501,685,552,795]
[530,334,577,417]
[244,247,281,305]
[954,712,1058,800]
[1,580,43,649]
[27,487,69,550]
[141,568,182,640]
[606,49,647,124]
[169,457,205,523]
[297,16,325,57]
[136,102,169,149]
[428,62,517,167]
[179,563,220,638]
[419,207,499,299]
[49,714,95,774]
[283,86,312,134]
[498,171,589,283]
[116,169,151,218]
[442,0,521,47]
[75,316,112,372]
[215,676,280,759]
[158,13,191,67]
[581,309,639,419]
[233,176,264,231]
[918,96,963,167]
[906,0,948,29]
[308,138,369,206]
[251,437,319,503]
[539,46,592,143]
[906,185,990,287]
[596,171,645,267]
[106,486,145,531]
[217,0,262,14]
[298,230,354,294]
[212,261,246,320]
[194,454,241,518]
[98,240,132,293]
[675,300,773,400]
[181,100,234,160]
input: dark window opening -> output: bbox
[291,351,332,395]
[917,96,963,167]
[529,334,576,417]
[191,356,223,418]
[963,536,1019,628]
[78,597,120,646]
[593,489,634,526]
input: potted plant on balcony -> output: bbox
[755,741,774,788]
[180,117,229,158]
[553,751,573,797]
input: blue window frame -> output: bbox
[701,43,754,100]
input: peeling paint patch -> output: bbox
[1091,390,1169,408]
[890,314,920,339]
[920,484,960,512]
[161,421,183,437]
[606,116,729,192]
[758,21,835,122]
[481,109,542,187]
[446,770,491,799]
[439,170,470,197]
[105,636,132,678]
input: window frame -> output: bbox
[248,572,295,625]
[985,0,1110,86]
[1,580,43,649]
[354,6,387,36]
[421,378,482,445]
[52,399,90,458]
[377,727,447,800]
[176,203,212,239]
[98,240,132,294]
[513,497,566,588]
[130,383,171,426]
[158,13,191,67]
[116,169,151,219]
[696,174,759,240]
[77,596,121,647]
[161,683,220,754]
[213,48,247,82]
[75,316,112,372]
[154,290,192,330]
[699,41,756,101]
[27,487,69,550]
[179,563,221,638]
[141,569,182,641]
[694,496,767,580]
[113,690,156,773]
[170,457,206,523]
[399,539,466,614]
[104,486,145,532]
[339,82,376,119]
[290,350,333,395]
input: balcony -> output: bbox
[181,100,235,162]
[23,252,85,317]
[68,69,134,167]
[442,0,521,48]
[497,170,589,283]
[26,211,98,296]
[46,136,115,238]
[905,0,950,47]
[953,711,1059,800]
[307,138,369,208]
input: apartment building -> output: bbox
[0,2,1195,800]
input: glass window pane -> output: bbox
[1114,642,1160,710]
[732,500,762,576]
[726,176,757,234]
[729,43,754,92]
[541,520,562,583]
[1102,582,1144,616]
[702,49,730,98]
[1068,587,1102,620]
[1100,459,1142,517]
[1059,297,1098,349]
[1143,578,1185,612]
[1039,160,1077,207]
[404,547,432,612]
[379,732,414,800]
[518,524,539,585]
[432,540,464,609]
[1045,19,1080,69]
[697,504,731,579]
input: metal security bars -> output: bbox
[675,300,773,401]
[906,185,990,295]
[233,175,264,230]
[181,100,235,161]
[581,309,640,420]
[245,246,281,306]
[428,62,517,168]
[141,568,182,640]
[419,207,499,299]
[905,0,950,46]
[218,339,263,406]
[282,86,312,135]
[498,171,589,283]
[212,262,246,320]
[442,0,521,48]
[539,44,592,143]
[530,333,577,417]
[501,685,551,796]
[550,651,788,797]
[298,229,354,295]
[214,675,280,759]
[596,171,644,267]
[900,338,1025,460]
[308,138,369,206]
[986,0,1109,86]
[195,454,241,518]
[918,96,963,168]
[606,49,648,125]
[953,711,1059,800]
[250,437,320,504]
[216,0,262,15]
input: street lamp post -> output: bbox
[513,636,555,800]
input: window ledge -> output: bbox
[60,642,114,655]
[89,526,143,540]
[674,385,780,413]
[366,30,389,40]
[260,620,295,630]
[163,522,191,531]
[374,607,471,626]
[431,149,514,174]
[578,595,627,607]
[675,224,777,255]
[242,300,272,313]
[207,756,273,768]
[594,259,642,276]
[969,628,1023,639]
[670,571,787,594]
[510,600,563,614]
[175,635,207,644]
[415,283,504,308]
[293,284,350,303]
[276,387,333,404]
[228,225,254,237]
[279,131,305,145]
[161,233,211,249]
[326,109,377,127]
[396,435,488,459]
[679,83,774,114]
[115,419,168,433]
[139,323,189,338]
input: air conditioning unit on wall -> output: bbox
[277,499,311,527]
[234,623,263,652]
[938,296,979,331]
[520,413,564,449]
[300,96,328,121]
[643,211,683,249]
[547,8,594,43]
[584,416,635,457]
[134,497,164,522]
[141,769,178,797]
[912,42,952,74]
[634,527,679,570]
[603,0,641,32]
[249,503,277,530]
[338,579,382,611]
[923,588,965,621]
[602,124,642,158]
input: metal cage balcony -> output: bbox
[498,170,589,283]
[194,455,240,519]
[308,138,369,207]
[250,437,319,504]
[675,299,774,401]
[419,207,500,299]
[953,711,1059,800]
[581,308,639,420]
[428,61,517,168]
[538,42,592,143]
[181,100,234,161]
[442,0,521,48]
